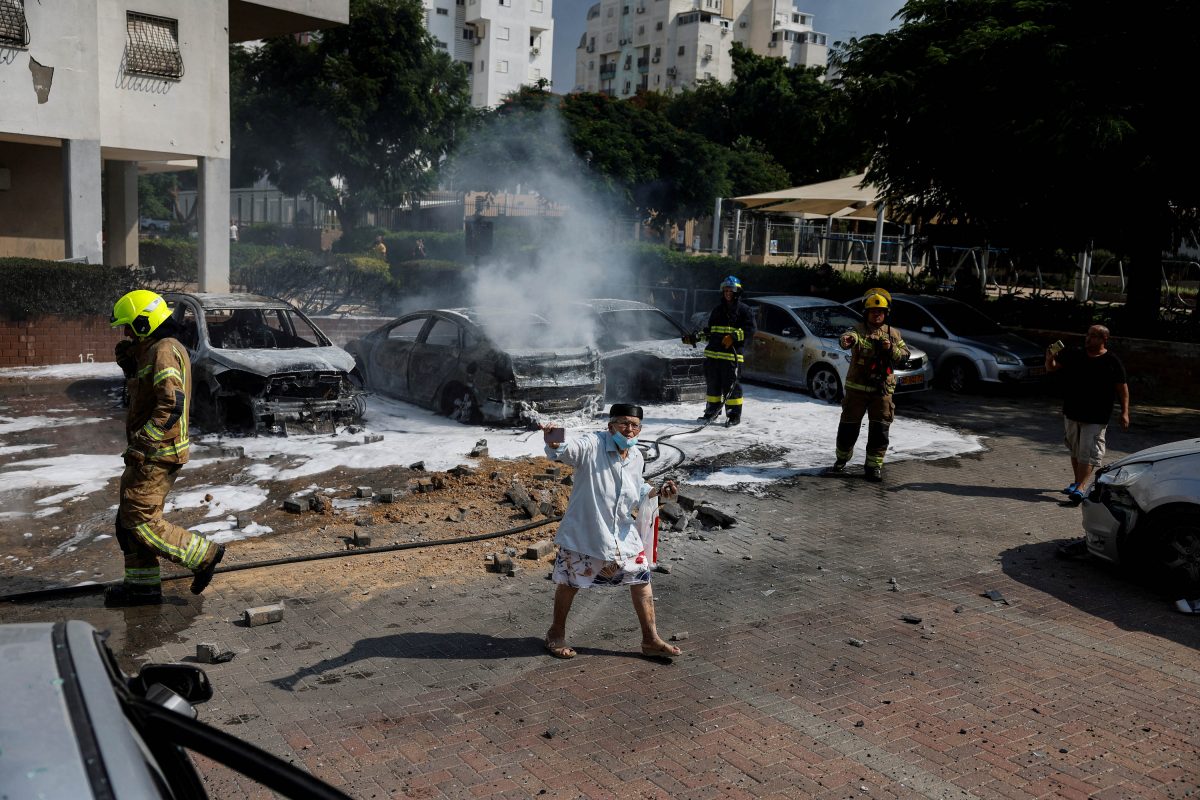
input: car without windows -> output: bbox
[1081,438,1200,594]
[572,298,706,403]
[0,620,350,800]
[844,293,1045,393]
[730,296,933,402]
[343,308,604,424]
[163,292,366,435]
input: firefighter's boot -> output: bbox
[863,465,883,483]
[190,543,226,595]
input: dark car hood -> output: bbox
[206,346,356,377]
[959,332,1042,357]
[599,339,703,360]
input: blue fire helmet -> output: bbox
[720,275,742,292]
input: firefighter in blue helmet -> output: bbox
[684,276,756,427]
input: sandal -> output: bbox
[640,641,682,659]
[544,638,576,659]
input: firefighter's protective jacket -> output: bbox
[840,322,909,395]
[701,300,757,364]
[124,336,191,464]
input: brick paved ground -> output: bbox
[13,391,1200,799]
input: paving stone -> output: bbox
[242,603,284,627]
[524,540,554,560]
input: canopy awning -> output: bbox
[734,174,878,214]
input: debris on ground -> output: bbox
[982,589,1010,605]
[900,614,923,624]
[243,603,285,627]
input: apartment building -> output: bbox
[425,0,553,108]
[0,0,347,290]
[573,0,826,96]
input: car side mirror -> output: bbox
[132,663,214,704]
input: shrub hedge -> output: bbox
[0,260,135,319]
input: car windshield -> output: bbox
[597,309,683,344]
[926,302,1003,336]
[206,308,324,349]
[793,305,862,338]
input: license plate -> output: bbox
[899,375,925,385]
[1028,367,1046,377]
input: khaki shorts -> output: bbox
[1064,418,1107,466]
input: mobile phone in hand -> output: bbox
[545,427,565,445]
[1048,340,1065,355]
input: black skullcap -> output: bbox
[608,403,643,419]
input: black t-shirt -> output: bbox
[1059,348,1127,424]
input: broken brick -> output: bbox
[408,460,426,471]
[525,540,554,560]
[243,603,284,627]
[355,486,373,498]
[363,434,384,444]
[378,488,395,503]
[283,498,305,513]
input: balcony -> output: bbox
[636,57,648,72]
[599,64,617,78]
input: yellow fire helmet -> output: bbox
[111,289,170,339]
[863,287,892,310]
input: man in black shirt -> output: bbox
[1046,325,1130,515]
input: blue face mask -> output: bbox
[611,430,638,450]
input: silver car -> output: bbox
[740,296,933,402]
[846,293,1045,393]
[0,620,350,799]
[1081,438,1200,594]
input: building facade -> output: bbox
[423,0,553,108]
[0,0,347,290]
[573,0,826,96]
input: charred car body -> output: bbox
[573,299,706,403]
[344,308,604,424]
[163,292,365,435]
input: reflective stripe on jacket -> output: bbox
[126,336,191,464]
[702,300,757,364]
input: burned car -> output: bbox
[572,299,706,403]
[163,292,365,435]
[343,308,604,424]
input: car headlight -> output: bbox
[1096,461,1153,487]
[992,350,1020,365]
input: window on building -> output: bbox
[498,0,510,6]
[436,7,449,14]
[653,46,660,57]
[624,55,631,68]
[623,5,629,14]
[623,80,630,93]
[638,24,644,35]
[588,60,594,69]
[462,60,473,72]
[480,59,485,70]
[677,45,685,55]
[435,39,448,48]
[656,21,662,30]
[607,7,613,16]
[498,25,509,40]
[532,0,544,10]
[606,32,613,42]
[0,0,30,49]
[703,44,713,57]
[463,28,475,39]
[124,12,184,80]
[497,60,508,73]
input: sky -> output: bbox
[550,0,906,93]
[0,362,981,572]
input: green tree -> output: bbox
[231,0,472,239]
[665,44,865,185]
[835,0,1200,330]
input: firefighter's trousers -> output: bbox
[116,460,217,587]
[835,389,895,468]
[703,357,743,420]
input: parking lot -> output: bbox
[3,383,1198,799]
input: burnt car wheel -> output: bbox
[1145,507,1200,595]
[940,359,978,394]
[808,365,842,404]
[441,383,482,425]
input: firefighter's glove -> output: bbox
[721,334,733,348]
[114,339,137,379]
[122,447,146,468]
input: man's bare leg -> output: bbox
[546,584,578,658]
[630,583,681,656]
[1071,457,1095,491]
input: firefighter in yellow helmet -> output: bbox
[104,290,224,606]
[830,288,909,482]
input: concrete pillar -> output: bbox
[197,156,230,292]
[62,139,103,264]
[104,161,139,266]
